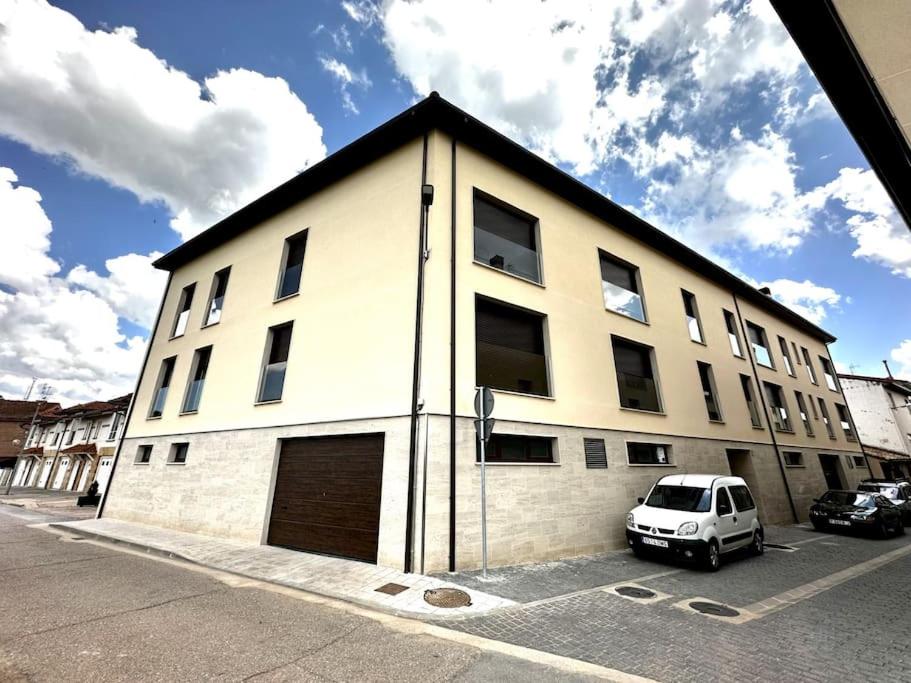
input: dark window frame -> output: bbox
[181,346,212,414]
[697,361,723,422]
[782,451,805,467]
[626,442,672,466]
[746,321,775,369]
[763,381,793,432]
[682,290,705,344]
[475,295,551,397]
[740,374,763,428]
[275,229,309,301]
[598,249,647,323]
[472,188,543,285]
[779,336,796,377]
[168,442,189,465]
[170,283,196,339]
[257,322,294,403]
[203,266,231,327]
[612,335,663,413]
[134,445,153,465]
[476,433,556,464]
[148,356,177,419]
[723,309,744,358]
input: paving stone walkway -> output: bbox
[52,518,515,618]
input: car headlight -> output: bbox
[677,521,698,536]
[626,512,635,527]
[850,512,874,521]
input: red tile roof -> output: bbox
[22,446,43,455]
[0,399,60,422]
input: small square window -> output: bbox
[782,451,804,467]
[853,455,866,468]
[168,442,189,465]
[135,445,152,464]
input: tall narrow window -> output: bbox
[171,284,196,338]
[149,357,176,418]
[763,382,792,432]
[723,310,743,357]
[697,361,722,421]
[258,323,293,402]
[107,413,122,440]
[682,290,704,343]
[794,391,813,436]
[835,404,856,441]
[746,322,774,368]
[612,337,661,412]
[276,231,307,299]
[473,191,541,283]
[599,251,646,322]
[204,267,231,326]
[819,356,838,392]
[740,375,762,427]
[778,337,795,376]
[476,297,549,396]
[818,397,835,437]
[182,346,212,413]
[801,347,818,384]
[792,341,802,365]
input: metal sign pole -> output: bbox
[479,411,488,579]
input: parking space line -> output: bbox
[740,543,911,621]
[788,533,835,546]
[520,568,684,609]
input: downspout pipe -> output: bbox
[733,294,799,523]
[404,134,430,573]
[97,271,173,518]
[448,138,457,572]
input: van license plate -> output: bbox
[641,537,669,548]
[829,519,850,526]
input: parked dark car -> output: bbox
[809,490,904,538]
[858,479,911,525]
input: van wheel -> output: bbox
[750,529,764,556]
[705,540,720,572]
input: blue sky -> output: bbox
[1,0,910,404]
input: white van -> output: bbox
[625,474,763,571]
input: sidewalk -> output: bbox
[50,518,515,619]
[1,487,96,519]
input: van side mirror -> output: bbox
[637,497,645,504]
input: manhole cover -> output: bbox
[424,588,472,608]
[375,582,409,596]
[689,601,739,617]
[615,586,656,599]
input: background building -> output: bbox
[10,395,130,495]
[0,398,60,488]
[839,373,911,478]
[101,94,865,573]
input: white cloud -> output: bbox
[341,0,381,28]
[0,168,162,406]
[0,167,60,290]
[319,57,371,114]
[0,0,326,240]
[816,168,911,278]
[67,252,166,329]
[758,278,842,325]
[891,340,911,380]
[638,129,821,253]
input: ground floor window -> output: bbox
[626,442,671,465]
[852,455,867,468]
[782,451,804,467]
[478,434,555,463]
[134,445,152,464]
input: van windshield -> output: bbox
[645,485,712,512]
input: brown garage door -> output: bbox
[268,434,384,563]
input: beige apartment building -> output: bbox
[100,94,865,573]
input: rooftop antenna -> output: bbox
[883,360,894,378]
[22,377,37,401]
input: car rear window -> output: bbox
[729,485,755,511]
[645,485,712,512]
[821,491,875,508]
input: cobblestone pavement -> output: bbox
[440,526,911,682]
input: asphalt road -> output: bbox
[0,505,608,683]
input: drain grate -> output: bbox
[375,582,409,596]
[424,588,472,608]
[690,601,739,617]
[615,586,656,599]
[763,543,796,551]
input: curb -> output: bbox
[47,522,502,623]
